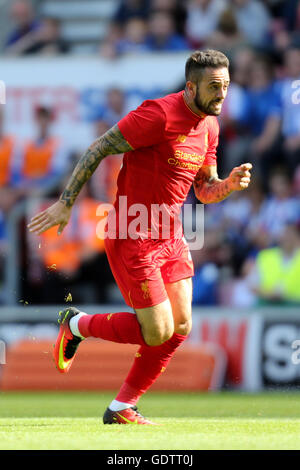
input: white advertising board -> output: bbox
[1,53,188,149]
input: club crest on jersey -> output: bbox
[176,134,187,143]
[141,280,150,299]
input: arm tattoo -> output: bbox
[193,171,233,204]
[60,125,132,208]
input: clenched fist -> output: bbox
[228,163,252,191]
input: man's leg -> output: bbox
[70,296,174,346]
[57,296,177,424]
[165,278,193,336]
[111,278,192,413]
[55,233,193,423]
[54,278,192,423]
[55,299,173,375]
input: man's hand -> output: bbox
[228,163,252,191]
[27,200,72,235]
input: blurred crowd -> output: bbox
[1,0,300,58]
[0,0,299,307]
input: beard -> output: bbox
[194,85,223,116]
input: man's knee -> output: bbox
[165,278,193,337]
[175,318,192,336]
[136,300,174,347]
[143,322,174,346]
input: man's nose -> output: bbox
[217,88,226,99]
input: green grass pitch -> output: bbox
[1,391,300,450]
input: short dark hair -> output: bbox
[185,49,229,83]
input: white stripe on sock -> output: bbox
[69,312,87,339]
[109,399,133,412]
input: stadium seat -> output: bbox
[41,0,119,52]
[42,1,117,20]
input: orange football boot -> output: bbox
[53,307,83,373]
[103,406,160,425]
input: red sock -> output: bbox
[78,312,146,346]
[116,332,187,405]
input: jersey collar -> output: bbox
[181,91,206,122]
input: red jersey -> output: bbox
[114,90,219,239]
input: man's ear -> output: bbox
[185,80,196,99]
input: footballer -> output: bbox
[28,49,252,425]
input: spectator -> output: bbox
[278,46,300,174]
[14,106,69,193]
[231,46,255,88]
[242,55,282,183]
[0,205,7,302]
[28,184,114,304]
[270,21,292,54]
[192,253,219,305]
[100,88,128,126]
[267,0,300,54]
[216,190,253,235]
[114,0,151,24]
[0,109,12,277]
[293,164,300,196]
[216,59,249,176]
[116,18,150,55]
[185,0,227,48]
[0,106,25,215]
[284,0,300,32]
[230,0,271,47]
[190,226,222,303]
[251,169,300,245]
[146,10,189,51]
[99,22,123,59]
[150,0,187,35]
[244,178,270,253]
[89,89,127,200]
[0,106,19,188]
[263,0,298,32]
[245,223,300,305]
[219,49,280,178]
[224,256,257,307]
[205,7,247,59]
[4,0,40,49]
[5,17,69,56]
[265,0,300,32]
[25,17,69,55]
[0,107,26,301]
[205,188,255,273]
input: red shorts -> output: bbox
[104,236,194,309]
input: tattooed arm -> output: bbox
[27,125,132,234]
[194,163,252,204]
[60,125,132,208]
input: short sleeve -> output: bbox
[203,117,219,166]
[117,99,166,149]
